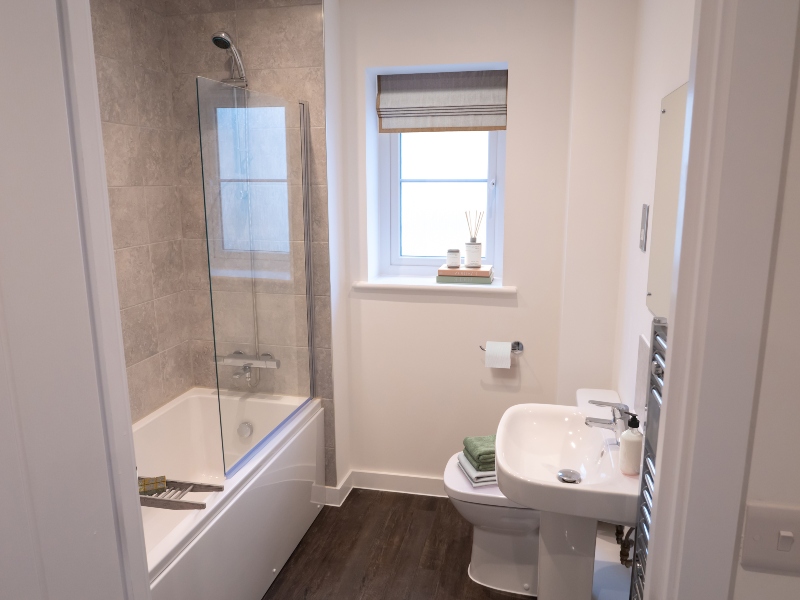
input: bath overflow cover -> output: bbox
[557,469,581,484]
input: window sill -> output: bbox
[352,277,517,296]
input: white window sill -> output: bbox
[352,277,517,296]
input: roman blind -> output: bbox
[376,70,508,133]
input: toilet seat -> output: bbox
[443,454,528,509]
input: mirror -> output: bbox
[646,83,688,318]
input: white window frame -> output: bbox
[378,130,506,277]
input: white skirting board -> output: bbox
[325,470,446,506]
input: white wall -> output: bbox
[326,0,637,482]
[613,0,696,407]
[732,55,800,600]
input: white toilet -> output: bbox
[444,389,624,596]
[443,454,539,596]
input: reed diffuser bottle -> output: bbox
[464,211,484,268]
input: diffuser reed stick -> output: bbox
[465,210,484,241]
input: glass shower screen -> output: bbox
[196,77,314,475]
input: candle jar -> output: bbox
[446,249,461,268]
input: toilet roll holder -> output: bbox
[479,341,524,354]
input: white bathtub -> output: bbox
[133,387,324,598]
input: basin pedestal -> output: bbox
[538,512,597,600]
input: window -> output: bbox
[380,130,505,273]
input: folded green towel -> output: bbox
[463,447,495,472]
[463,435,496,464]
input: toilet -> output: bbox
[444,388,623,596]
[443,454,539,596]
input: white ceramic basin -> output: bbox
[496,403,639,526]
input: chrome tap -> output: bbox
[233,364,252,382]
[584,400,631,445]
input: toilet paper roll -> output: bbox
[484,341,512,369]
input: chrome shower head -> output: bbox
[211,31,247,86]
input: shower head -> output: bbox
[211,31,247,86]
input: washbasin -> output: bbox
[496,403,639,526]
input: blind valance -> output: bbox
[376,70,508,133]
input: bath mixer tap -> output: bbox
[233,364,252,382]
[584,400,631,445]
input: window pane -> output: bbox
[400,131,489,180]
[220,181,289,252]
[217,106,287,180]
[400,182,487,257]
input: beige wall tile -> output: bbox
[311,242,329,295]
[109,187,149,248]
[91,0,133,61]
[247,66,324,126]
[166,12,237,75]
[145,186,182,242]
[313,346,332,399]
[237,0,321,10]
[248,344,310,396]
[310,184,328,243]
[178,185,207,239]
[310,126,327,185]
[253,240,307,294]
[130,5,170,72]
[139,128,177,186]
[120,301,159,365]
[183,238,210,289]
[161,341,193,400]
[175,128,203,185]
[143,0,169,15]
[321,398,335,449]
[150,240,185,297]
[255,293,307,347]
[324,447,336,487]
[171,72,200,131]
[96,55,138,125]
[187,289,214,339]
[287,185,304,242]
[154,291,190,351]
[115,245,154,308]
[312,294,330,349]
[135,67,173,129]
[102,122,142,186]
[190,339,217,388]
[128,353,164,422]
[210,290,256,343]
[237,6,323,70]
[165,0,234,16]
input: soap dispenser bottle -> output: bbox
[620,413,644,476]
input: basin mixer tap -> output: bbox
[584,400,631,445]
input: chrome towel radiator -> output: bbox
[630,317,667,600]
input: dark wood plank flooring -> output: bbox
[262,489,527,600]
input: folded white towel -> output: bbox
[457,461,497,488]
[457,451,496,480]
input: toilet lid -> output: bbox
[443,453,528,509]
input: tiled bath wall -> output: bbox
[91,0,335,484]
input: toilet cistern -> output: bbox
[584,400,630,445]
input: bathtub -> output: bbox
[133,387,324,599]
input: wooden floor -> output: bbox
[262,488,527,600]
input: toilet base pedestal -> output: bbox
[537,511,597,600]
[469,526,538,596]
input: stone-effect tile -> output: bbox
[115,245,154,308]
[175,128,202,185]
[310,126,327,185]
[166,11,237,75]
[120,301,159,365]
[311,242,330,295]
[324,447,336,487]
[150,240,185,297]
[96,55,138,125]
[237,0,322,9]
[237,6,323,70]
[130,4,170,72]
[109,187,149,248]
[321,398,334,448]
[211,290,256,343]
[91,0,133,61]
[135,67,173,129]
[102,122,141,186]
[165,0,233,16]
[139,128,176,186]
[187,289,214,339]
[178,185,208,239]
[127,354,164,422]
[254,240,307,295]
[154,291,189,351]
[255,294,307,347]
[183,238,210,289]
[313,346,332,399]
[161,341,193,400]
[310,184,328,242]
[312,295,330,349]
[247,66,325,126]
[145,186,182,242]
[191,339,217,388]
